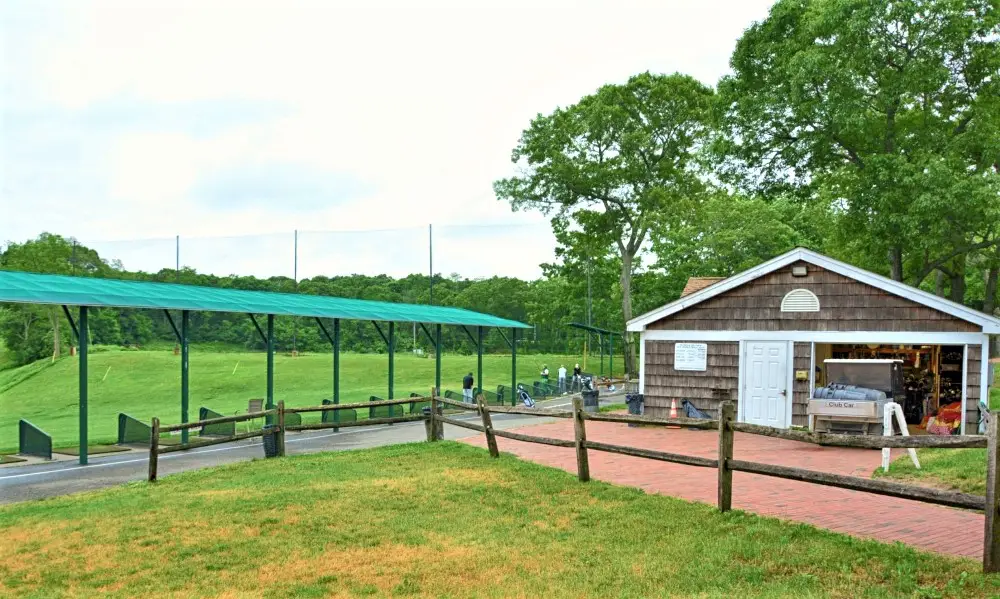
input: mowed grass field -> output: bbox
[0,349,606,452]
[0,442,993,599]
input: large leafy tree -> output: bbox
[718,0,1000,290]
[653,191,833,290]
[0,234,111,361]
[495,72,715,375]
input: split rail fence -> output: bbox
[145,392,1000,573]
[432,395,1000,574]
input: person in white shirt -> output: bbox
[557,365,568,394]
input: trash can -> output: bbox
[625,393,644,427]
[582,389,600,413]
[262,425,279,458]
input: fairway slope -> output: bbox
[0,350,588,451]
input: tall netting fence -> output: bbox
[82,223,556,281]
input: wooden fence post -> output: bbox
[718,401,735,512]
[477,394,499,458]
[277,400,286,457]
[429,393,442,442]
[984,410,1000,573]
[148,417,159,482]
[572,397,590,482]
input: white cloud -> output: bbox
[1,0,775,280]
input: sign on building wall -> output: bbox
[674,343,708,371]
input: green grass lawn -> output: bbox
[0,442,992,598]
[874,448,986,495]
[0,349,609,452]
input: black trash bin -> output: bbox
[262,424,279,458]
[625,393,644,427]
[582,389,600,413]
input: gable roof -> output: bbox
[628,248,1000,334]
[680,277,726,297]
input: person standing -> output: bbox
[463,372,474,404]
[573,363,582,392]
[540,364,550,383]
[558,365,567,394]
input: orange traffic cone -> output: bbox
[668,398,680,429]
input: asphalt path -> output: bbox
[0,396,621,504]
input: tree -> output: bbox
[652,192,832,289]
[717,0,1000,290]
[0,234,110,360]
[495,72,715,375]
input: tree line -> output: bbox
[495,0,1000,373]
[0,233,649,366]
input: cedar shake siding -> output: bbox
[647,262,980,333]
[643,341,738,420]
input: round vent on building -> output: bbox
[781,289,820,312]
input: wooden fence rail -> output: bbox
[731,422,987,449]
[435,397,479,411]
[286,415,426,431]
[727,459,986,510]
[582,411,717,430]
[437,414,486,433]
[486,405,574,419]
[159,409,277,433]
[285,397,422,414]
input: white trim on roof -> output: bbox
[640,330,987,344]
[627,248,1000,334]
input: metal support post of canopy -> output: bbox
[388,322,395,399]
[266,314,275,424]
[78,306,89,465]
[511,327,517,406]
[477,326,484,399]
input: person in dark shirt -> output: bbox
[572,363,582,391]
[462,372,474,403]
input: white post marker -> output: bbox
[882,401,920,471]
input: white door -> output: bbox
[742,341,789,428]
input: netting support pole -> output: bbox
[511,327,517,406]
[609,333,614,380]
[266,314,275,423]
[599,333,604,377]
[477,326,484,399]
[435,324,442,395]
[181,309,190,444]
[388,322,395,400]
[78,306,89,465]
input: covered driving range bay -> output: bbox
[0,270,531,465]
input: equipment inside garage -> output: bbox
[811,344,966,435]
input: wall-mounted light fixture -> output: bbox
[791,265,808,277]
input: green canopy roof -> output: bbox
[0,270,530,328]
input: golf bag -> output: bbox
[517,385,536,407]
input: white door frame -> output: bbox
[738,340,794,428]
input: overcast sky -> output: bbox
[1,0,774,280]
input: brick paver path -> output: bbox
[463,419,984,559]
